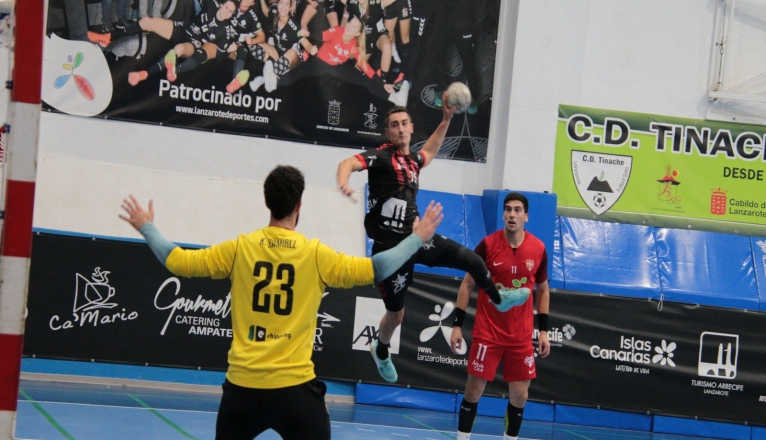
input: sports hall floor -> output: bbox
[14,379,718,440]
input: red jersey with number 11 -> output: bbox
[472,230,548,349]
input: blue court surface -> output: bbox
[15,379,717,440]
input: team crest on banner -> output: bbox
[328,100,341,126]
[571,151,632,215]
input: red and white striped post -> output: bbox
[0,0,44,437]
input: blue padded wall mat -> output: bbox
[417,189,466,247]
[464,194,486,251]
[22,358,226,386]
[553,405,651,431]
[752,426,766,440]
[22,359,356,396]
[560,217,660,299]
[356,383,457,413]
[652,415,751,440]
[415,189,467,278]
[655,229,759,310]
[549,216,565,290]
[751,237,766,311]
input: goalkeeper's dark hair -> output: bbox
[264,165,305,220]
[503,192,528,213]
[385,105,411,126]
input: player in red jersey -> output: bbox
[300,15,363,65]
[450,192,550,440]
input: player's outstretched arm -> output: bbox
[119,195,177,265]
[371,201,443,282]
[336,155,365,203]
[420,91,458,167]
[450,273,475,355]
[119,194,154,231]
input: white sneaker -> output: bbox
[395,80,410,106]
[249,76,265,92]
[391,43,401,63]
[263,60,277,92]
[388,80,410,107]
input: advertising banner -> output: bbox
[25,234,233,369]
[535,291,766,426]
[553,105,766,235]
[25,234,766,425]
[41,0,501,162]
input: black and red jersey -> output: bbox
[473,230,548,348]
[356,144,425,246]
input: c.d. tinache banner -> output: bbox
[553,105,766,235]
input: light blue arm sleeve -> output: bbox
[371,233,424,283]
[139,222,178,265]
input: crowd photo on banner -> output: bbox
[43,0,500,161]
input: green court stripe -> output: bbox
[400,414,456,439]
[18,388,75,440]
[127,394,198,440]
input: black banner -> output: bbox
[25,233,766,425]
[534,291,766,425]
[25,234,233,369]
[43,0,501,162]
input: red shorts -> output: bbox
[467,339,536,382]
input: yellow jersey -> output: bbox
[165,226,374,389]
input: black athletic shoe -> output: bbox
[114,19,129,30]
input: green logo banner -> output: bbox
[553,105,766,235]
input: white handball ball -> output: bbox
[445,82,472,114]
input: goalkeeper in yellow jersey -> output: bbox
[119,164,442,440]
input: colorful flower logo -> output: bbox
[54,53,95,101]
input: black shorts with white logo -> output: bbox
[383,0,412,20]
[215,378,330,440]
[373,234,464,312]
